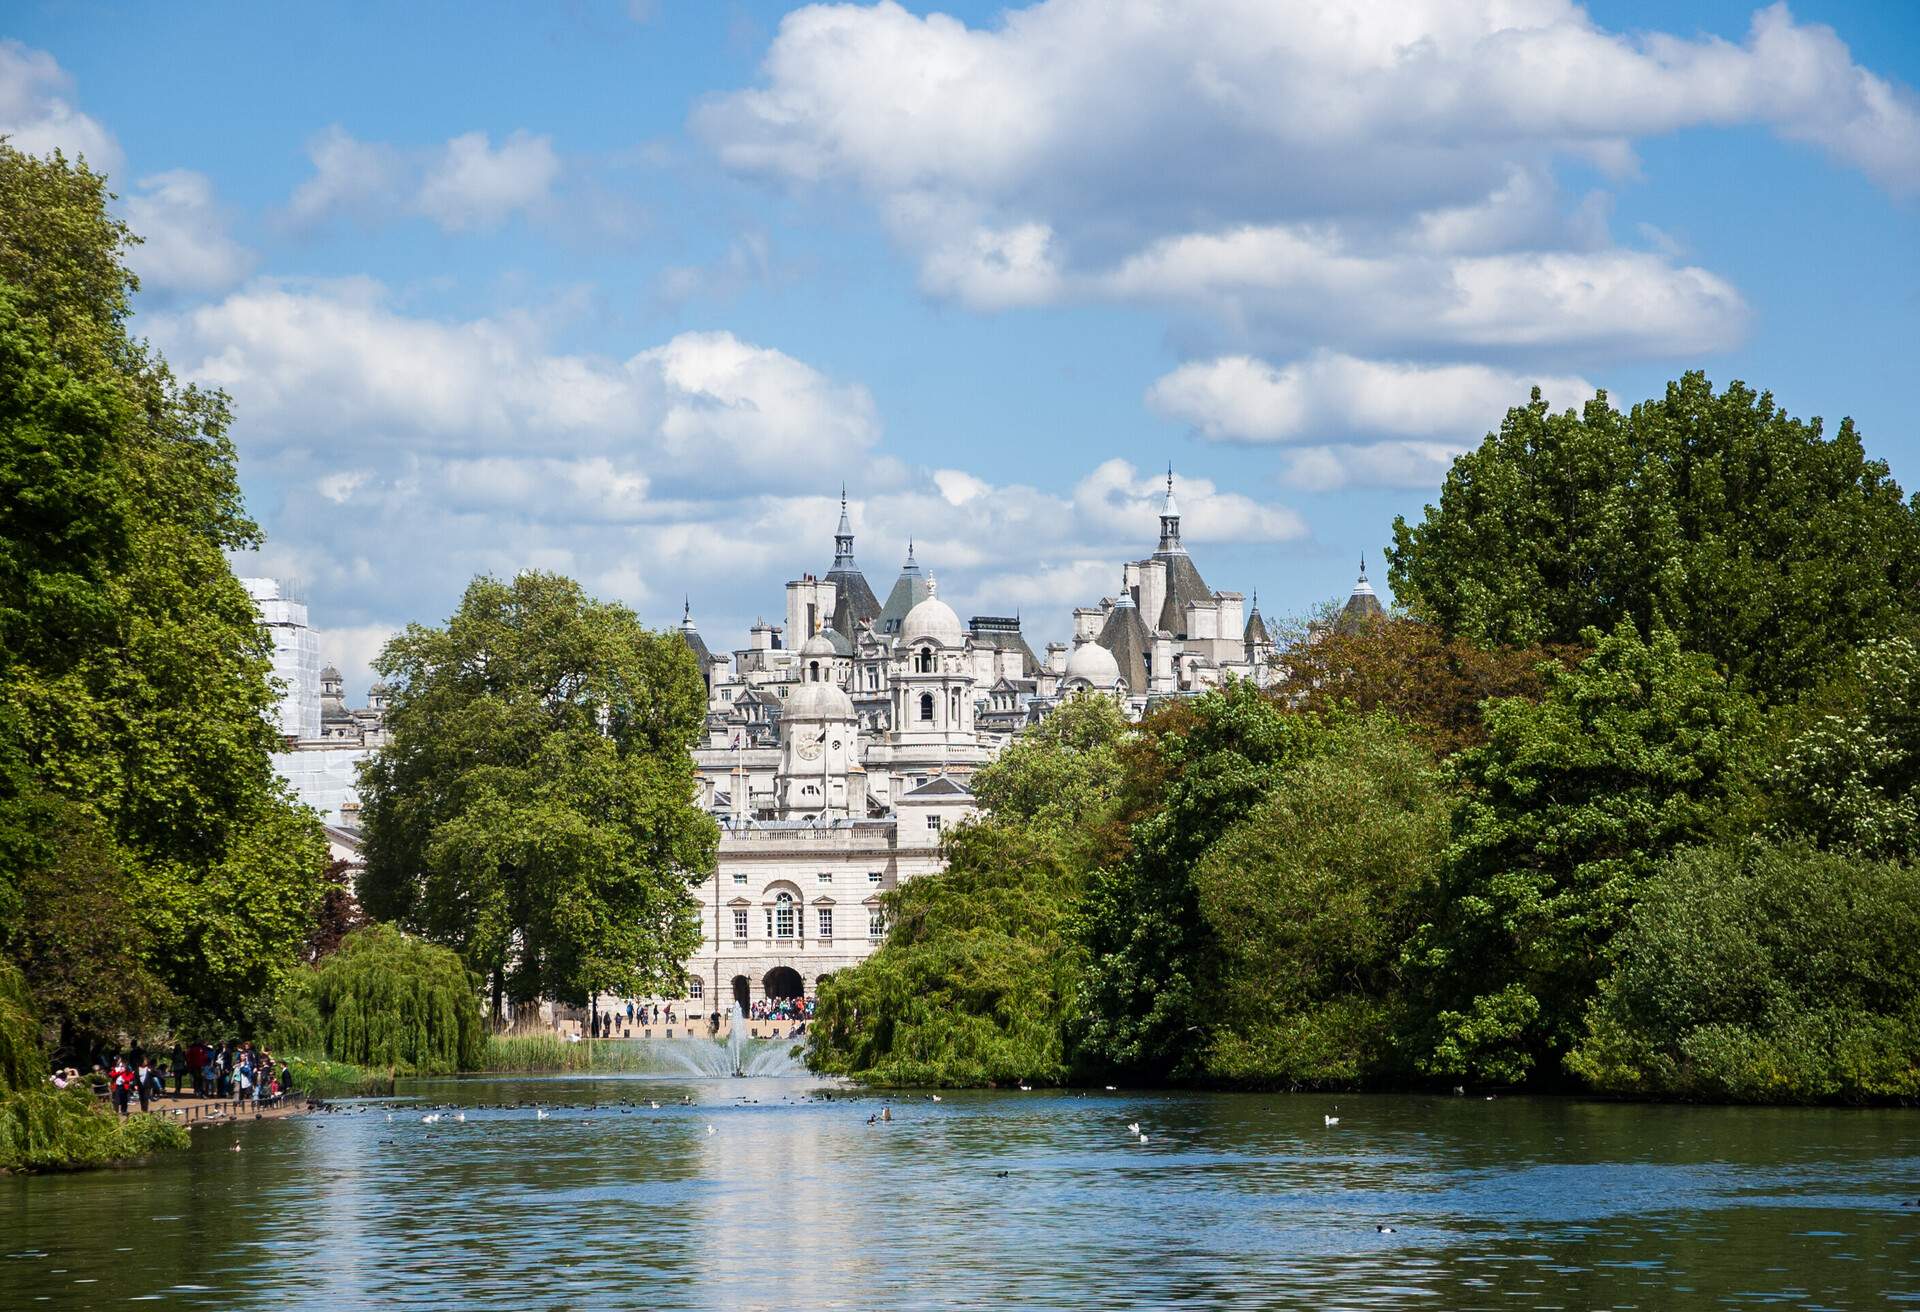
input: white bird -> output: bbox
[1018,1084,1032,1091]
[535,1109,549,1120]
[1138,1133,1149,1144]
[1104,1085,1117,1091]
[421,1114,439,1124]
[649,1100,660,1109]
[931,1095,942,1102]
[230,1142,242,1153]
[1126,1122,1141,1134]
[706,1125,716,1135]
[1324,1115,1340,1126]
[386,1113,393,1123]
[454,1112,465,1123]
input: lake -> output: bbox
[3,1071,1916,1309]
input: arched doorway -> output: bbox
[763,966,803,1000]
[731,975,750,1014]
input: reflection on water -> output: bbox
[3,1080,1917,1310]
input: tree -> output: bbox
[1409,624,1752,1085]
[1388,374,1920,702]
[279,924,487,1075]
[1075,681,1329,1079]
[809,692,1129,1086]
[1193,714,1449,1087]
[1764,636,1920,861]
[1270,614,1572,757]
[1569,842,1920,1102]
[358,572,717,1017]
[0,143,327,1037]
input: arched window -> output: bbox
[769,891,797,939]
[917,647,933,673]
[919,692,935,722]
[688,977,703,999]
[809,660,821,682]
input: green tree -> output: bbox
[1764,636,1920,860]
[358,571,717,1017]
[1410,624,1752,1085]
[1194,714,1449,1087]
[278,924,487,1075]
[1569,842,1920,1102]
[809,692,1128,1086]
[0,143,327,1037]
[1075,681,1328,1079]
[1388,374,1920,702]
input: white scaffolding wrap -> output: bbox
[271,746,373,826]
[243,577,322,740]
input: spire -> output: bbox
[682,595,693,627]
[906,538,916,567]
[1359,553,1368,581]
[832,485,856,569]
[1158,465,1183,553]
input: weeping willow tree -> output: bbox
[286,925,485,1075]
[0,962,186,1172]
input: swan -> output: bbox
[535,1109,549,1120]
[1126,1122,1141,1134]
[1138,1133,1149,1144]
[1324,1115,1340,1126]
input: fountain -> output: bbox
[641,1004,805,1078]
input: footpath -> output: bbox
[116,1093,318,1130]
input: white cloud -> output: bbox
[416,130,561,231]
[1148,352,1594,445]
[121,170,255,295]
[696,0,1915,358]
[0,40,120,171]
[150,279,880,484]
[1281,442,1466,492]
[283,127,561,233]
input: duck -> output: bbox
[1376,1224,1395,1234]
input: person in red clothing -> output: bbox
[109,1058,134,1116]
[187,1040,208,1096]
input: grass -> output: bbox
[0,1086,190,1173]
[480,1035,697,1073]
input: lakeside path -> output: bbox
[122,1094,320,1130]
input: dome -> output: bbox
[320,664,342,681]
[798,631,839,660]
[368,680,390,696]
[1064,639,1121,686]
[783,678,855,721]
[902,594,963,647]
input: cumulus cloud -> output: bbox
[1148,353,1595,445]
[695,0,1914,357]
[1280,442,1468,493]
[282,126,561,233]
[0,40,120,170]
[121,170,255,295]
[150,279,881,483]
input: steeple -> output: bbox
[832,484,856,569]
[1157,464,1183,554]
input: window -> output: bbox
[916,647,933,673]
[868,871,883,885]
[927,813,942,834]
[733,871,747,885]
[688,977,703,999]
[818,871,833,884]
[869,908,886,937]
[772,891,796,939]
[817,908,834,939]
[732,909,748,940]
[919,693,934,721]
[808,660,820,682]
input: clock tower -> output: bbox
[777,632,860,820]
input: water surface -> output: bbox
[4,1075,1916,1309]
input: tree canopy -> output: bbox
[357,571,717,1013]
[0,142,326,1041]
[1388,374,1920,702]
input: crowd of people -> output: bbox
[594,1002,682,1037]
[748,996,814,1022]
[49,1041,292,1116]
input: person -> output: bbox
[135,1056,154,1113]
[109,1058,133,1116]
[187,1039,207,1095]
[50,1066,70,1089]
[169,1044,187,1096]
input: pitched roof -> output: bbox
[1244,603,1271,647]
[826,567,881,637]
[1153,550,1214,637]
[899,775,973,799]
[1097,597,1153,694]
[1335,561,1386,634]
[967,615,1040,674]
[877,547,932,635]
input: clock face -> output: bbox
[797,742,822,760]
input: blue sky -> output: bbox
[5,0,1917,694]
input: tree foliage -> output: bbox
[1194,715,1449,1086]
[1569,843,1920,1102]
[809,692,1128,1086]
[1271,614,1571,756]
[0,142,326,1039]
[278,924,486,1075]
[1409,625,1752,1085]
[357,572,717,1012]
[1388,374,1920,701]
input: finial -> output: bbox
[683,595,691,623]
[1360,553,1367,580]
[907,538,916,565]
[1167,462,1174,493]
[840,482,847,508]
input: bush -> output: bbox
[0,962,188,1172]
[1568,842,1920,1102]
